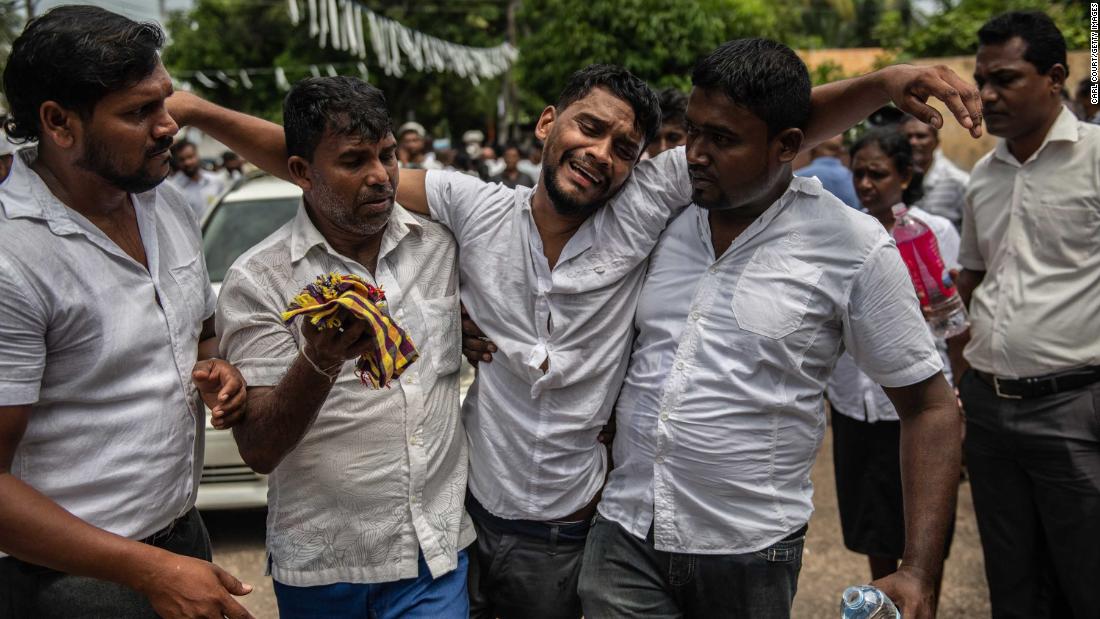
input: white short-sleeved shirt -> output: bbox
[170,169,226,221]
[916,150,969,230]
[827,206,959,423]
[424,148,691,520]
[959,107,1100,377]
[0,148,215,543]
[598,177,943,554]
[217,204,473,585]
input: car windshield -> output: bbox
[203,197,299,282]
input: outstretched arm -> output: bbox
[804,64,983,151]
[166,91,432,216]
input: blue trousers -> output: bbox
[274,550,469,619]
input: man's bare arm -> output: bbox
[803,64,983,152]
[166,91,432,216]
[0,406,255,619]
[875,372,962,619]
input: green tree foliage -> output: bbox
[515,0,795,109]
[163,0,506,141]
[878,0,1089,57]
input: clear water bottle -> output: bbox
[841,585,901,619]
[891,204,969,338]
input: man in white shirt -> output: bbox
[170,55,982,619]
[169,139,226,220]
[0,7,252,619]
[901,115,970,229]
[579,39,961,619]
[950,12,1100,616]
[218,77,472,619]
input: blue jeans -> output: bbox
[578,515,805,618]
[273,550,469,619]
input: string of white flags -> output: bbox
[287,0,518,85]
[173,62,371,92]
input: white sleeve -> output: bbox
[0,257,46,405]
[424,170,512,243]
[216,266,299,387]
[609,146,693,233]
[958,185,985,271]
[842,243,943,388]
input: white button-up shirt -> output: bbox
[424,149,690,520]
[0,148,212,544]
[217,203,473,586]
[916,149,969,229]
[960,107,1100,378]
[827,206,959,423]
[170,169,226,221]
[599,177,943,554]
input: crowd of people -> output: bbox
[0,5,1096,619]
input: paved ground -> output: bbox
[205,420,991,618]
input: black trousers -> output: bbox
[0,507,212,619]
[960,370,1100,618]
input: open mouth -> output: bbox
[565,159,604,188]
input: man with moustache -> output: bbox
[579,40,961,619]
[900,114,969,229]
[216,76,471,618]
[170,56,981,618]
[0,7,252,619]
[950,12,1100,616]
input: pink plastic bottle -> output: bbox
[891,204,969,338]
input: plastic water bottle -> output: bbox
[841,585,901,619]
[891,204,969,338]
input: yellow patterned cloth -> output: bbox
[282,273,419,388]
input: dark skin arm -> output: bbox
[232,311,382,474]
[167,64,981,219]
[0,406,255,619]
[946,268,984,386]
[875,371,962,619]
[193,315,248,430]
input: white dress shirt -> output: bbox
[424,148,691,520]
[217,204,473,585]
[598,177,943,554]
[959,107,1100,378]
[170,169,226,221]
[827,206,959,423]
[0,148,213,544]
[916,149,969,229]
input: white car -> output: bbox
[194,175,475,510]
[196,174,300,510]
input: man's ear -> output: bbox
[287,155,313,192]
[534,105,557,142]
[1048,63,1068,93]
[38,101,79,150]
[775,128,804,164]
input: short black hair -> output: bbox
[170,139,196,157]
[978,11,1067,76]
[850,127,924,204]
[283,76,392,162]
[3,5,165,142]
[657,87,688,127]
[222,150,240,162]
[556,64,661,144]
[691,38,811,137]
[503,142,524,157]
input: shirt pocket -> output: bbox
[731,247,823,340]
[417,293,462,377]
[167,252,209,340]
[1030,200,1098,267]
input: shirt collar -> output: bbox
[993,105,1080,165]
[288,199,424,264]
[695,174,822,251]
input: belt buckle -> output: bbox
[994,376,1022,399]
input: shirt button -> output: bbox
[675,361,684,370]
[655,455,665,464]
[709,266,718,274]
[659,412,669,421]
[691,311,701,321]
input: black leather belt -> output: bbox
[974,366,1100,399]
